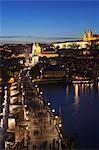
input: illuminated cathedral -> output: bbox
[32,43,41,56]
[31,43,41,66]
[83,29,99,42]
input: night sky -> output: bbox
[1,1,99,38]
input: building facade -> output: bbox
[52,30,99,49]
[83,30,99,42]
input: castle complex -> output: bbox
[31,30,99,57]
[52,30,99,49]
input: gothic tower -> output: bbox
[32,43,41,56]
[32,43,36,56]
[87,29,93,41]
[83,32,88,41]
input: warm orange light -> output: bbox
[74,84,79,112]
[26,111,29,115]
[8,77,15,83]
[55,116,58,119]
[26,117,29,121]
[26,126,29,130]
[37,87,39,92]
[8,118,15,129]
[83,50,87,55]
[75,76,78,80]
[75,84,78,97]
[59,123,62,128]
[0,78,2,82]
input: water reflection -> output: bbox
[72,83,95,112]
[90,83,93,90]
[81,84,84,93]
[74,84,79,97]
[74,84,79,112]
[80,83,94,94]
[41,82,99,149]
[66,85,69,96]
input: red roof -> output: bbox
[93,34,99,38]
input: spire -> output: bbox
[88,28,92,33]
[94,30,96,34]
[83,31,87,41]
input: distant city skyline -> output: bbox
[1,1,99,39]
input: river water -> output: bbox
[40,82,99,149]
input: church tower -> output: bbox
[87,29,93,41]
[32,43,36,56]
[31,43,40,66]
[32,43,41,56]
[83,32,88,41]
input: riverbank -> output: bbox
[40,82,99,149]
[33,77,98,85]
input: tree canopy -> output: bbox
[1,64,12,83]
[29,64,41,79]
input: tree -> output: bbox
[67,43,80,49]
[67,43,80,56]
[85,42,99,57]
[85,42,99,50]
[1,64,12,83]
[56,45,60,49]
[85,43,90,49]
[29,64,41,79]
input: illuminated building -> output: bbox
[53,30,99,49]
[53,40,87,49]
[31,43,40,66]
[32,43,41,55]
[83,29,99,42]
[42,65,66,78]
[32,43,59,58]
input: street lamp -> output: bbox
[25,105,27,108]
[59,123,62,128]
[21,85,23,89]
[26,111,29,115]
[8,77,15,84]
[19,77,21,80]
[35,85,37,88]
[52,109,55,113]
[23,92,25,96]
[55,116,58,119]
[40,91,43,95]
[48,102,50,106]
[26,117,29,121]
[26,126,29,130]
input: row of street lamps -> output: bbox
[27,72,63,146]
[34,83,62,131]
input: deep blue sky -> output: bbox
[1,1,99,38]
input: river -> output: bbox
[40,82,99,149]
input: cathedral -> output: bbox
[83,29,99,42]
[32,43,41,56]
